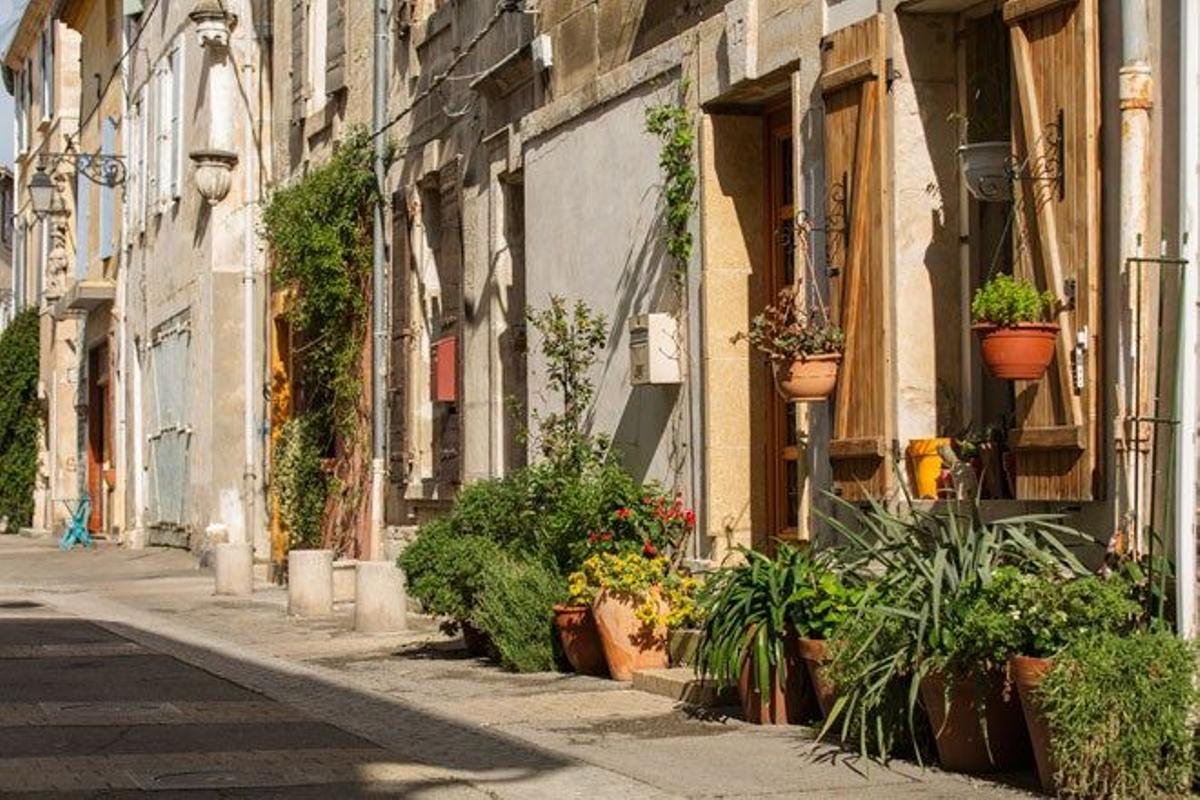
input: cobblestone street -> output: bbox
[0,536,1036,798]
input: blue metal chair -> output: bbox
[59,494,93,550]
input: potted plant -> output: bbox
[789,551,860,720]
[694,544,815,725]
[957,141,1012,202]
[971,274,1059,381]
[555,575,608,677]
[571,547,698,681]
[735,287,844,402]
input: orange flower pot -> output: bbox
[773,354,841,402]
[736,633,815,725]
[906,438,951,500]
[553,605,609,677]
[1010,654,1057,794]
[590,589,668,681]
[920,670,1032,773]
[973,323,1059,381]
[795,637,837,719]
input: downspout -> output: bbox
[369,0,390,561]
[242,31,258,551]
[1175,0,1199,639]
[1118,0,1153,549]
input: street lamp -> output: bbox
[29,167,56,219]
[30,137,127,220]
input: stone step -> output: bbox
[631,666,737,707]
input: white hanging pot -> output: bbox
[958,141,1012,202]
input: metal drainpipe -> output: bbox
[369,0,391,561]
[1118,0,1153,549]
[242,32,258,551]
[1175,0,1199,640]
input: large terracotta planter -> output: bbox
[591,589,668,681]
[736,633,814,725]
[773,354,841,402]
[1010,655,1056,794]
[795,637,837,719]
[920,670,1032,773]
[973,323,1059,381]
[553,605,608,677]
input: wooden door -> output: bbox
[86,344,109,534]
[820,14,894,500]
[1004,0,1101,499]
[765,106,800,541]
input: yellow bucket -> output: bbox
[906,438,951,499]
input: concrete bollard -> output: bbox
[214,542,254,596]
[332,559,358,604]
[354,560,408,633]
[288,549,334,618]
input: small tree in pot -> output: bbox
[971,274,1059,381]
[736,286,845,402]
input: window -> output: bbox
[100,117,116,259]
[306,0,327,114]
[154,39,184,207]
[125,91,146,237]
[39,25,53,119]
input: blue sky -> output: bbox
[0,0,24,167]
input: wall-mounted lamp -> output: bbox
[30,139,126,219]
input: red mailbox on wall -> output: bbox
[432,335,457,403]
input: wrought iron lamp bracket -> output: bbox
[37,138,127,187]
[1004,109,1065,202]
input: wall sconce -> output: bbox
[189,0,237,51]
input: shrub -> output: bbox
[971,273,1056,326]
[271,416,328,550]
[0,309,40,533]
[1038,631,1197,799]
[397,520,504,621]
[473,555,567,673]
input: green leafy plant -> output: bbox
[645,95,697,275]
[397,519,504,623]
[271,417,329,550]
[526,297,610,471]
[577,489,696,566]
[0,309,39,533]
[971,273,1056,326]
[1038,631,1197,799]
[819,496,1092,761]
[735,287,845,362]
[473,555,568,673]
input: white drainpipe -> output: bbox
[1175,0,1199,640]
[241,19,260,554]
[1118,0,1153,550]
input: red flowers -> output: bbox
[615,507,632,520]
[642,541,658,557]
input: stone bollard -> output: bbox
[288,549,334,618]
[214,542,254,596]
[354,560,408,633]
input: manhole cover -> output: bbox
[0,601,42,609]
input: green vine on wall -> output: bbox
[646,94,697,277]
[262,127,387,552]
[0,309,40,533]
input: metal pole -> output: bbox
[369,0,390,561]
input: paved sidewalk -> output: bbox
[0,536,1036,798]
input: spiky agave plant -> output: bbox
[817,495,1093,762]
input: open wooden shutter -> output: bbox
[820,14,893,501]
[1005,0,1101,499]
[386,191,412,522]
[435,160,465,487]
[325,0,346,96]
[290,0,306,122]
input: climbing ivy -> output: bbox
[0,309,40,533]
[645,94,697,276]
[262,127,387,553]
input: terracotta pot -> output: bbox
[590,588,668,681]
[1010,655,1056,794]
[460,620,492,658]
[973,323,1059,381]
[795,637,837,719]
[920,670,1032,773]
[736,633,814,725]
[553,605,608,677]
[773,354,841,402]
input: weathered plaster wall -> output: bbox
[524,79,685,486]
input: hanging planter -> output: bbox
[957,141,1012,202]
[772,354,841,402]
[971,274,1060,381]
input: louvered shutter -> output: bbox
[99,117,116,259]
[75,160,91,279]
[1004,0,1102,499]
[387,192,412,512]
[436,160,464,487]
[325,0,346,96]
[291,0,306,121]
[820,14,894,501]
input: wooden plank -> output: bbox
[829,437,888,460]
[819,58,877,94]
[1009,425,1085,451]
[1009,21,1083,430]
[1003,0,1076,24]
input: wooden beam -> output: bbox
[1009,425,1085,451]
[820,59,877,95]
[1003,0,1077,24]
[829,436,888,460]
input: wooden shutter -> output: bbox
[290,0,306,121]
[1004,0,1101,499]
[325,0,346,96]
[435,160,464,487]
[820,14,893,501]
[388,192,412,496]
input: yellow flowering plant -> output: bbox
[568,548,700,629]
